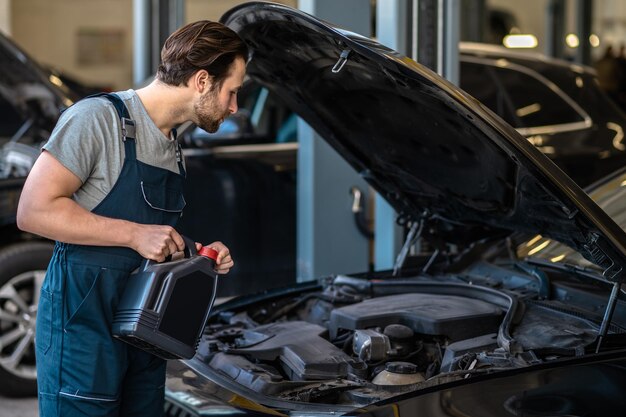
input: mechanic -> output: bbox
[16,20,246,417]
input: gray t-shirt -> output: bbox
[43,89,184,211]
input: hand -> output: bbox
[131,225,185,262]
[206,241,234,274]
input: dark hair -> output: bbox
[157,20,248,89]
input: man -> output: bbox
[17,20,246,416]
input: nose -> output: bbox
[229,96,238,114]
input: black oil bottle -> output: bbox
[112,237,219,359]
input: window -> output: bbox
[460,60,588,133]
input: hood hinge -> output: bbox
[583,233,623,281]
[584,233,625,352]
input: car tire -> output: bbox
[0,241,53,397]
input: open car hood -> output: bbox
[0,33,68,124]
[222,2,626,280]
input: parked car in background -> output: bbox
[42,65,113,102]
[460,42,626,186]
[162,3,626,416]
[0,31,70,397]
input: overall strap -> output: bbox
[170,128,186,177]
[86,92,137,161]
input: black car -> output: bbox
[163,3,626,416]
[459,43,626,186]
[1,4,626,402]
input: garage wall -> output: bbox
[186,0,296,24]
[594,0,626,53]
[488,0,546,47]
[11,0,133,90]
[8,0,626,90]
[9,0,297,91]
[0,0,10,35]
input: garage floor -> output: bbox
[0,396,37,416]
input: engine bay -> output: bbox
[194,264,606,406]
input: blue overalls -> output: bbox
[35,94,186,417]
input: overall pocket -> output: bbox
[63,265,105,329]
[140,180,186,213]
[60,265,129,398]
[35,289,53,355]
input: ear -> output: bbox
[191,69,212,94]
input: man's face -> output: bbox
[194,57,246,133]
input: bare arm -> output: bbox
[17,151,184,261]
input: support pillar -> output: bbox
[575,0,593,65]
[546,0,566,59]
[374,0,413,270]
[297,0,372,281]
[374,0,459,271]
[133,0,151,85]
[133,0,185,86]
[151,0,185,73]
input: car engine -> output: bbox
[195,268,601,406]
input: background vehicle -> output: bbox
[460,42,626,186]
[0,33,66,397]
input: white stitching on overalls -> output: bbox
[59,391,118,402]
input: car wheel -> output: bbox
[0,241,53,397]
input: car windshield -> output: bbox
[518,170,626,268]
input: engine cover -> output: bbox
[226,321,362,380]
[329,293,503,341]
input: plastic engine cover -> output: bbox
[227,321,362,380]
[329,293,503,341]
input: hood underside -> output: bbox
[222,2,626,279]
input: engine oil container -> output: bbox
[112,237,219,359]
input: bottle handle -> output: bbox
[140,234,198,271]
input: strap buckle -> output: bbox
[121,117,136,141]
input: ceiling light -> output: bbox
[503,34,538,49]
[566,33,580,48]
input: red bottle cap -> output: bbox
[198,246,218,261]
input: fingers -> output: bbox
[156,230,182,262]
[172,231,185,252]
[132,225,185,262]
[208,241,234,275]
[167,240,179,257]
[133,228,235,272]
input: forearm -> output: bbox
[17,195,138,248]
[18,151,184,261]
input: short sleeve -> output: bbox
[42,98,118,183]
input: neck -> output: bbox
[135,79,194,137]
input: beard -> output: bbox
[194,88,230,133]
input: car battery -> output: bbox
[112,238,219,360]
